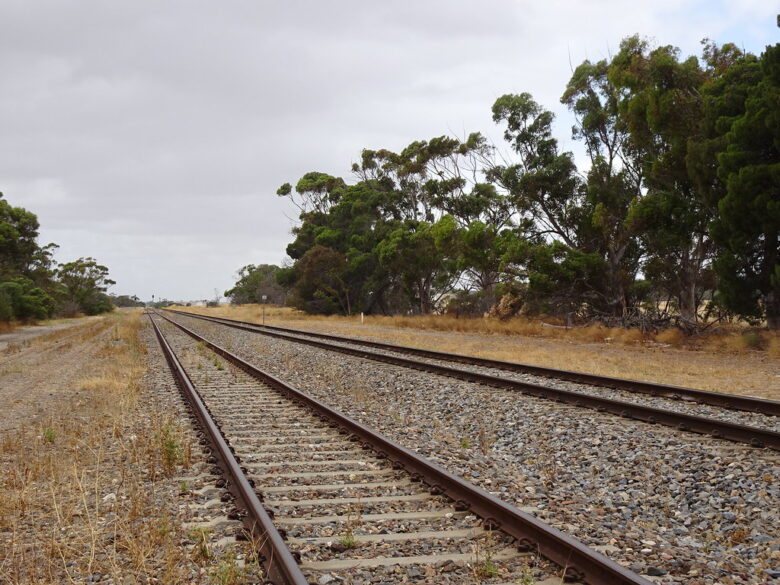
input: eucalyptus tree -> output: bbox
[57,257,115,315]
[489,93,585,248]
[0,192,49,281]
[607,37,753,325]
[561,56,644,320]
[488,93,618,319]
[714,44,780,328]
[224,264,286,305]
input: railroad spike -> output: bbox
[563,567,585,582]
[516,537,535,552]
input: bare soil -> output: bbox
[0,316,99,352]
[0,317,110,433]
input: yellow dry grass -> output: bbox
[171,304,780,401]
[0,310,200,583]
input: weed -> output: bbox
[157,422,183,475]
[338,505,362,549]
[338,532,357,549]
[518,558,535,585]
[42,426,56,444]
[742,332,762,349]
[727,527,749,546]
[0,310,204,583]
[472,529,499,581]
[460,437,471,449]
[209,550,247,585]
[189,528,212,563]
[478,426,495,457]
[213,356,225,370]
[479,557,499,579]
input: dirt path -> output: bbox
[0,316,99,351]
[0,317,108,433]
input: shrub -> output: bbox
[0,278,55,322]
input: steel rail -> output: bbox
[167,309,780,417]
[164,309,780,451]
[153,309,653,585]
[149,314,311,585]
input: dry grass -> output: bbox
[0,310,207,583]
[2,317,107,357]
[170,304,780,353]
[171,304,780,401]
[0,313,93,336]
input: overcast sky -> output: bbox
[1,1,776,301]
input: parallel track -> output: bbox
[165,309,780,451]
[150,311,652,585]
[167,309,780,416]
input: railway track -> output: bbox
[149,311,653,585]
[165,309,780,451]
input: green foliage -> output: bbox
[274,37,778,331]
[42,427,56,444]
[57,257,115,316]
[0,193,120,322]
[714,44,780,328]
[0,278,55,321]
[376,218,459,314]
[224,264,286,304]
[110,294,145,308]
[0,193,44,281]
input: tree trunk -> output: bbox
[678,266,698,324]
[764,231,779,330]
[767,289,780,330]
[606,248,627,320]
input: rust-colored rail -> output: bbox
[153,310,652,585]
[165,309,780,451]
[149,315,310,585]
[167,309,780,416]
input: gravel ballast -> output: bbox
[169,313,780,585]
[246,326,780,433]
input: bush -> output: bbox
[0,278,55,322]
[80,292,114,316]
[445,290,493,317]
[0,288,12,322]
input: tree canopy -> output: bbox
[248,36,780,330]
[0,192,120,322]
